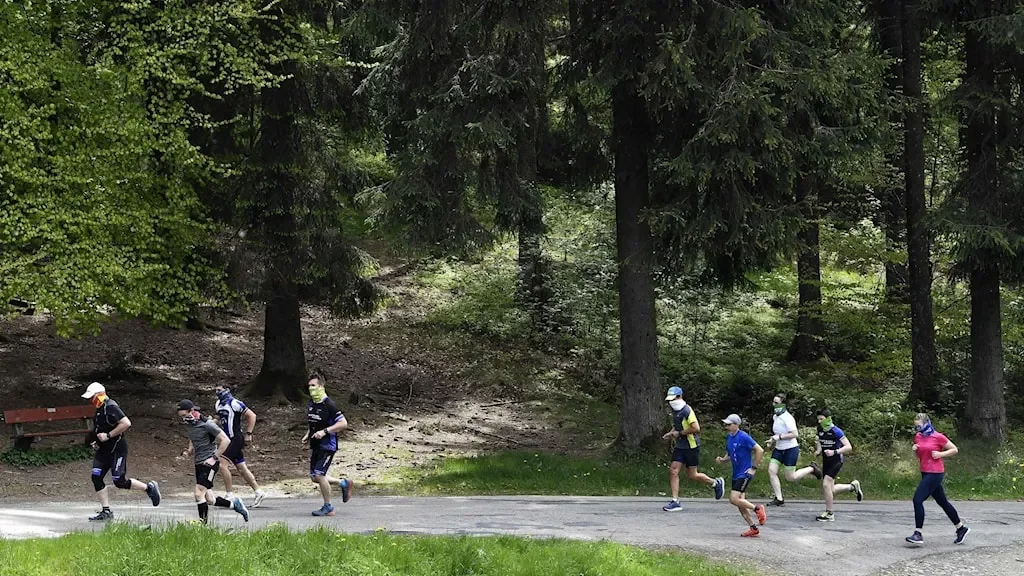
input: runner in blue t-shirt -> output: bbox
[715,414,767,537]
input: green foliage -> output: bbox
[1,444,92,468]
[0,2,219,334]
[0,524,745,576]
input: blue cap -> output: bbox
[665,386,683,400]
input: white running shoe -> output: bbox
[253,490,266,508]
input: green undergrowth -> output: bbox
[396,435,1024,501]
[0,444,92,467]
[0,524,746,576]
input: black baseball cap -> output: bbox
[177,399,197,411]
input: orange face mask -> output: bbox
[91,394,107,408]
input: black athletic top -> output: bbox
[92,399,127,452]
[307,397,344,452]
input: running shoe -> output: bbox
[810,461,823,480]
[906,531,924,545]
[232,497,250,522]
[816,510,835,522]
[741,527,760,538]
[954,525,970,545]
[662,500,683,512]
[312,503,336,517]
[767,497,785,507]
[252,490,266,508]
[88,509,114,522]
[851,479,863,502]
[146,481,161,506]
[713,477,725,500]
[754,505,767,525]
[340,478,352,503]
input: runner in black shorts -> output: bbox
[178,400,249,524]
[814,409,863,522]
[661,387,725,511]
[303,373,352,517]
[214,385,265,507]
[716,414,767,537]
[81,382,161,521]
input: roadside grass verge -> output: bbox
[394,434,1024,501]
[0,524,746,576]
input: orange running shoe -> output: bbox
[755,504,767,525]
[741,527,760,538]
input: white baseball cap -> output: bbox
[81,382,106,399]
[721,414,742,425]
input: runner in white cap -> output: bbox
[81,382,161,521]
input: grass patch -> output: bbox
[399,435,1024,501]
[0,524,745,576]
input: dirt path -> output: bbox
[0,265,595,500]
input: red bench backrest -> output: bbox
[3,405,95,424]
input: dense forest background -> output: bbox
[3,0,1024,455]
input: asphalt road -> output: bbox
[2,496,1023,576]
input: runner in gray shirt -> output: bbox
[177,400,249,523]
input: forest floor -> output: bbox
[0,260,606,501]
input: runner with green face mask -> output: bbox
[813,409,863,522]
[302,372,352,516]
[765,393,822,507]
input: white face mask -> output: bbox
[669,399,685,411]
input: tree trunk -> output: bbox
[902,0,939,408]
[250,295,307,400]
[787,175,825,363]
[961,6,1006,440]
[250,12,307,400]
[612,80,661,451]
[517,17,551,329]
[965,266,1005,438]
[877,0,909,303]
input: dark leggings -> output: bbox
[913,472,960,529]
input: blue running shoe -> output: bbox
[232,497,250,522]
[312,503,336,517]
[662,500,683,512]
[905,531,924,545]
[713,477,725,501]
[340,478,352,503]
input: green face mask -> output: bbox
[820,417,833,429]
[774,404,786,415]
[309,387,326,403]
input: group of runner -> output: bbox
[80,372,351,525]
[78,375,970,546]
[661,387,970,545]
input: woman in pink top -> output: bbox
[905,413,969,546]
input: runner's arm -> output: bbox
[937,439,958,458]
[324,415,348,434]
[214,431,230,460]
[774,421,798,442]
[836,435,853,455]
[242,408,256,435]
[753,443,764,468]
[814,439,822,456]
[109,416,131,438]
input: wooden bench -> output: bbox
[3,405,94,449]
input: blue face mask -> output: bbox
[216,389,232,403]
[915,422,935,436]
